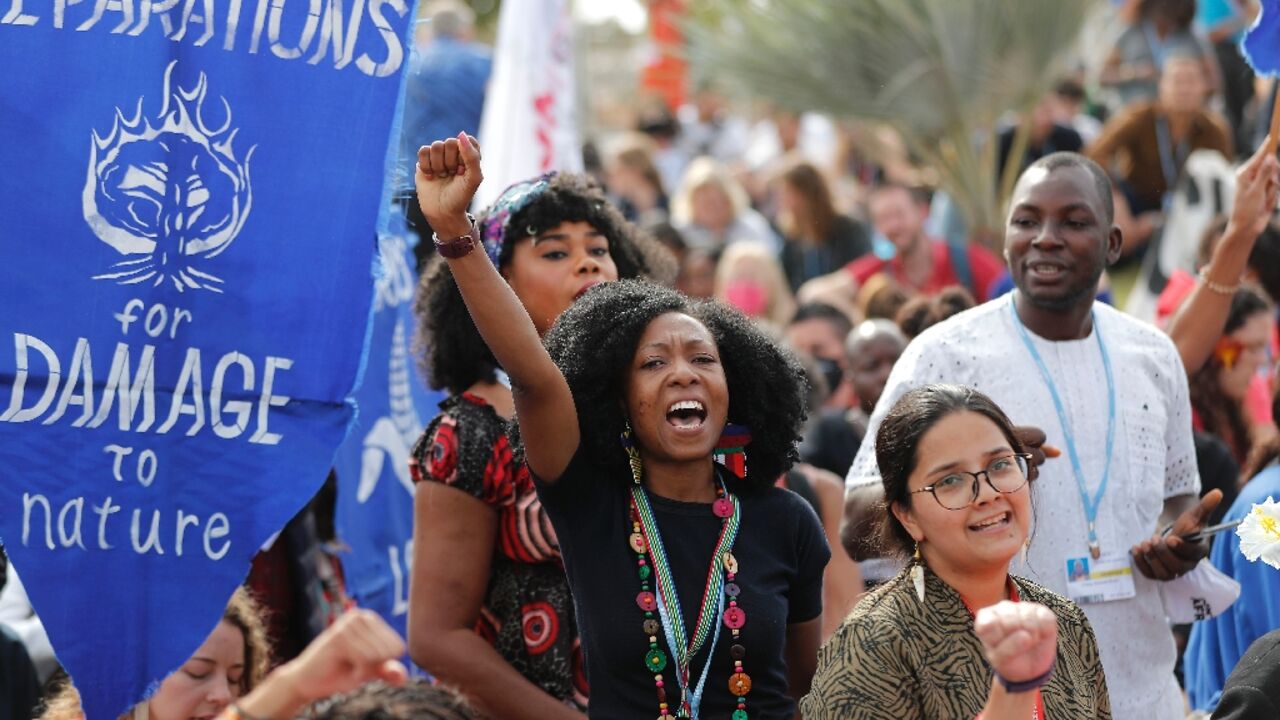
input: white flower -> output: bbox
[1237,497,1280,570]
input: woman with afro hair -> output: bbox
[416,133,828,719]
[407,161,670,719]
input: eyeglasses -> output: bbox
[909,454,1032,510]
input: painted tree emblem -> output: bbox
[84,61,254,292]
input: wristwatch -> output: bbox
[433,213,479,259]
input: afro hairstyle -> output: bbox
[414,172,674,395]
[541,279,809,492]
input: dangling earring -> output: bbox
[912,542,926,603]
[713,423,752,479]
[1019,539,1029,568]
[620,422,643,484]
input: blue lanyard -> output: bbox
[1154,116,1188,206]
[1142,21,1168,71]
[645,478,735,719]
[655,578,725,718]
[1009,300,1116,558]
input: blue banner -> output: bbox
[0,4,412,716]
[333,217,443,663]
[1242,0,1280,77]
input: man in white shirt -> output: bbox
[844,152,1223,719]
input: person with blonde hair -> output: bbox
[40,588,270,720]
[672,157,780,253]
[714,241,797,330]
[605,134,670,227]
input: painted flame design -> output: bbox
[84,61,255,292]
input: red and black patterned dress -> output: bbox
[410,392,588,710]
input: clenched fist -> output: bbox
[974,601,1057,689]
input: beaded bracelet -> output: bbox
[1198,268,1241,296]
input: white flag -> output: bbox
[474,0,582,210]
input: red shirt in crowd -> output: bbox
[844,239,1006,301]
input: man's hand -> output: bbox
[1011,425,1060,481]
[415,132,484,238]
[1131,489,1223,581]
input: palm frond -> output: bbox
[690,0,1099,236]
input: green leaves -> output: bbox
[690,0,1098,237]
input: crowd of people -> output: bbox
[4,0,1280,718]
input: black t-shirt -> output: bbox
[535,449,829,719]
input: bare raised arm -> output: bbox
[415,134,579,481]
[1166,142,1279,374]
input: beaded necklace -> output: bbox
[625,456,751,719]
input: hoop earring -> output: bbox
[912,541,926,603]
[620,422,643,485]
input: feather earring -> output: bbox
[912,542,926,603]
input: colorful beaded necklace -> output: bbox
[623,431,752,719]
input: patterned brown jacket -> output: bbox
[801,566,1111,719]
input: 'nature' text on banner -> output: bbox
[0,2,412,715]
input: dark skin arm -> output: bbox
[416,134,579,482]
[408,484,585,720]
[1130,489,1223,581]
[786,618,821,719]
[840,426,1057,561]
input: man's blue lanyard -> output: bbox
[1142,21,1169,72]
[1155,115,1189,211]
[1009,300,1116,559]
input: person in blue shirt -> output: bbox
[1195,0,1258,155]
[396,1,492,191]
[1185,381,1280,712]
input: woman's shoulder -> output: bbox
[411,392,514,493]
[431,393,510,442]
[818,576,920,657]
[844,572,920,627]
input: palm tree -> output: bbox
[690,0,1099,243]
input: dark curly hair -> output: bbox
[1190,284,1272,464]
[874,384,1029,555]
[894,285,977,339]
[541,279,809,491]
[414,173,674,394]
[303,679,476,720]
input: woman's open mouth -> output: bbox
[968,511,1011,533]
[666,399,707,429]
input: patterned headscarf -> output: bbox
[478,172,557,265]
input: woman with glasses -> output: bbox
[802,384,1110,719]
